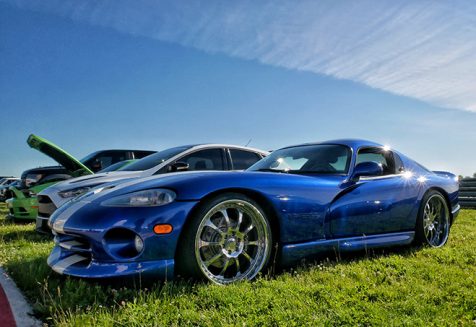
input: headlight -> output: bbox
[101,189,176,207]
[58,186,93,198]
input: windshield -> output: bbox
[99,160,134,172]
[248,144,351,174]
[79,151,99,164]
[119,146,192,171]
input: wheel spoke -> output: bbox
[220,209,231,227]
[219,258,232,276]
[428,227,435,245]
[204,253,223,267]
[247,240,259,246]
[241,251,252,262]
[204,220,226,236]
[244,224,254,235]
[234,257,240,274]
[425,226,431,239]
[425,203,430,217]
[236,211,243,231]
[199,240,221,248]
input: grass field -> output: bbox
[0,204,475,326]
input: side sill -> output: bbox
[281,231,415,266]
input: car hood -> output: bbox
[40,171,144,193]
[27,134,93,176]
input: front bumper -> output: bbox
[6,197,38,219]
[48,245,174,279]
[47,199,197,279]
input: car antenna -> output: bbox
[245,138,252,147]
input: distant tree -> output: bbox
[473,172,476,178]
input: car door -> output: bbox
[327,147,418,238]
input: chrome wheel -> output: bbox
[422,194,449,247]
[194,199,271,284]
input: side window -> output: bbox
[178,149,224,171]
[230,149,262,170]
[356,147,396,175]
[394,153,405,173]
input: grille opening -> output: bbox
[38,195,53,204]
[104,228,141,259]
[38,211,51,218]
[38,196,57,218]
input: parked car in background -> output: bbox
[0,177,19,185]
[27,134,155,173]
[5,134,155,221]
[0,177,20,201]
[46,139,459,284]
[36,144,269,232]
[81,151,153,173]
[5,166,72,219]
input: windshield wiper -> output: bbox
[287,170,338,175]
[253,168,339,174]
[253,168,289,173]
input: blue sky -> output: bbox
[1,1,476,176]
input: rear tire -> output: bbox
[176,193,272,284]
[415,190,450,247]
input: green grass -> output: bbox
[1,204,475,326]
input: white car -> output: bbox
[36,144,269,232]
[0,177,20,201]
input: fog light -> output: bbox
[134,235,144,253]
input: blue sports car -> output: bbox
[48,139,460,285]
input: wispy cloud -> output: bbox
[4,0,476,111]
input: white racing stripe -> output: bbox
[52,254,88,274]
[52,201,89,233]
[59,240,84,250]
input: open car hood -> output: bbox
[27,134,93,176]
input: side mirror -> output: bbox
[351,161,383,182]
[168,162,189,172]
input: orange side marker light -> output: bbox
[153,224,173,235]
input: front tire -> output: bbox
[415,190,450,247]
[177,193,272,284]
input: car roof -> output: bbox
[283,139,384,150]
[177,144,269,155]
[85,149,155,154]
[21,166,69,175]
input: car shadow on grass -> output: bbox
[66,243,424,290]
[10,243,429,322]
[274,243,422,277]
